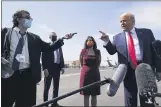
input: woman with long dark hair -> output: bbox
[79,36,101,107]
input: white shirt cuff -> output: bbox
[103,40,109,46]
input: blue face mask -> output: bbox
[23,19,32,28]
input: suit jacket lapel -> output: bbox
[135,28,144,58]
[116,32,128,59]
[59,48,63,65]
[116,28,143,62]
[53,46,55,62]
[27,32,32,60]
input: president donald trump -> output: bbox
[99,13,161,107]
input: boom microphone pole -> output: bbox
[32,78,113,107]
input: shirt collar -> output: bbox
[14,27,20,32]
[124,27,136,34]
[14,27,27,35]
[130,27,136,34]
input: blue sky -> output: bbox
[2,1,161,66]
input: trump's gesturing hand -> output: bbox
[99,31,109,42]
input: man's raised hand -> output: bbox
[62,32,77,40]
[99,31,109,42]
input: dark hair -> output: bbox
[84,36,97,49]
[12,10,30,28]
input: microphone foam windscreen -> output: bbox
[107,64,127,96]
[135,63,158,95]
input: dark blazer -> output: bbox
[104,28,160,72]
[1,27,64,83]
[41,46,65,74]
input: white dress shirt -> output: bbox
[54,48,61,64]
[125,27,142,61]
[9,27,30,70]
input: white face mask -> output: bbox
[23,19,32,28]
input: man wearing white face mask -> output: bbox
[1,10,76,107]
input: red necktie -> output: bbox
[127,32,137,69]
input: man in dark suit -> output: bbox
[99,13,161,107]
[1,10,75,107]
[41,32,65,107]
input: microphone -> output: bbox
[135,63,161,105]
[135,63,158,95]
[106,64,127,96]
